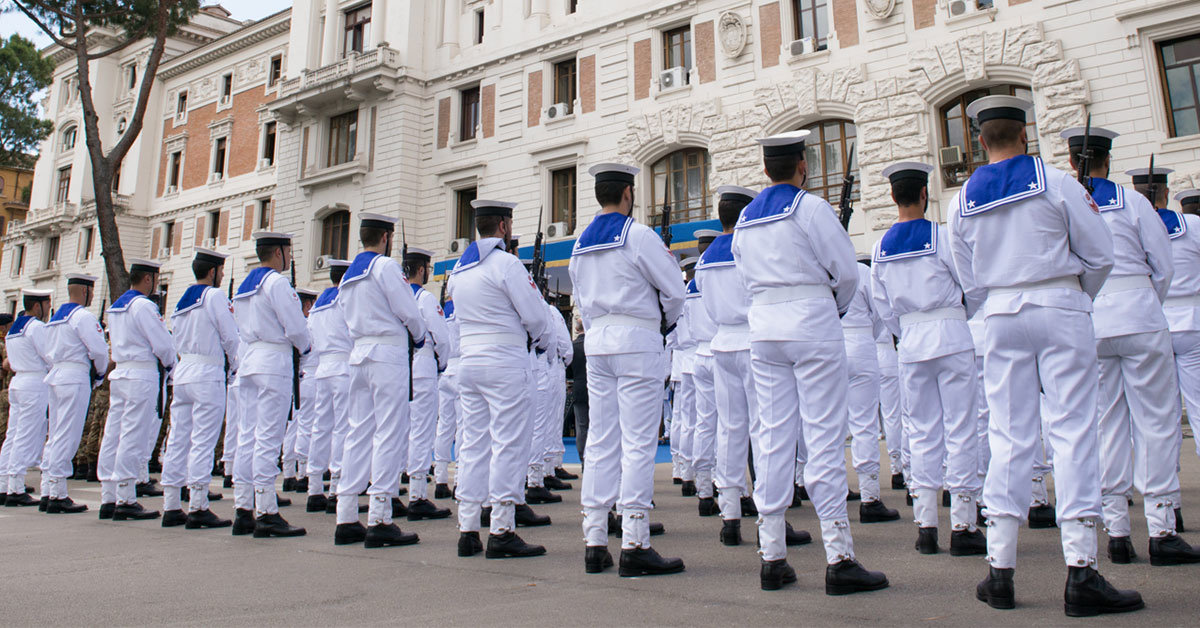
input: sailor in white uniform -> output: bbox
[304,258,352,513]
[281,288,319,493]
[448,199,554,559]
[220,345,242,489]
[1165,189,1200,473]
[523,280,560,506]
[333,214,426,548]
[684,249,722,518]
[403,246,452,520]
[97,260,177,521]
[41,274,107,514]
[877,330,906,491]
[544,300,575,483]
[948,96,1141,615]
[673,270,698,497]
[569,164,686,576]
[231,232,311,538]
[432,290,461,499]
[529,297,573,497]
[160,249,240,529]
[1,289,53,506]
[870,162,984,556]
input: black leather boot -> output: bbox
[6,492,38,507]
[1149,534,1200,566]
[253,512,306,537]
[294,477,308,494]
[741,496,758,517]
[860,500,900,523]
[825,559,888,595]
[680,480,696,497]
[785,522,812,546]
[98,502,115,519]
[1063,566,1144,617]
[135,480,163,497]
[113,502,160,521]
[950,529,987,556]
[87,461,99,482]
[697,496,718,517]
[761,558,797,591]
[514,503,551,527]
[434,483,453,499]
[976,567,1015,609]
[607,511,666,536]
[281,477,296,492]
[673,477,683,485]
[486,531,545,558]
[1176,508,1185,533]
[585,546,614,573]
[915,527,938,554]
[846,489,861,502]
[400,472,410,484]
[161,509,188,527]
[480,506,491,526]
[184,509,232,529]
[458,531,483,556]
[334,522,367,545]
[408,498,452,521]
[365,522,419,548]
[555,467,578,480]
[306,494,328,512]
[231,508,256,535]
[720,519,742,546]
[1028,504,1056,529]
[543,475,572,491]
[276,494,292,508]
[222,475,233,488]
[526,486,562,504]
[942,490,951,508]
[977,504,987,528]
[619,547,684,577]
[891,473,905,490]
[789,487,804,509]
[1108,536,1136,564]
[38,496,49,511]
[391,497,408,518]
[46,497,87,514]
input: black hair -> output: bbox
[476,215,505,238]
[980,119,1026,152]
[299,293,316,305]
[1068,146,1110,172]
[360,226,388,247]
[595,180,631,207]
[192,259,219,281]
[1133,183,1168,207]
[129,269,155,286]
[22,295,44,310]
[717,198,748,230]
[330,265,347,285]
[1182,200,1200,217]
[256,244,281,262]
[764,153,805,183]
[891,179,927,207]
[403,259,428,280]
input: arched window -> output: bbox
[117,117,128,135]
[650,147,711,227]
[939,85,1038,187]
[320,210,350,260]
[61,125,77,151]
[801,119,858,206]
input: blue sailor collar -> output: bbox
[108,289,148,313]
[340,251,381,286]
[172,284,210,317]
[735,184,805,229]
[410,283,426,297]
[452,239,504,274]
[443,300,455,319]
[7,314,35,338]
[686,278,700,297]
[1158,209,1187,240]
[960,155,1046,217]
[696,233,735,270]
[875,219,937,263]
[234,266,278,300]
[310,286,339,313]
[1088,177,1125,212]
[573,212,634,255]
[48,302,83,325]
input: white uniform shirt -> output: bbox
[412,285,450,372]
[309,287,352,379]
[6,316,51,376]
[842,263,884,336]
[674,304,696,375]
[232,268,312,376]
[947,155,1114,319]
[546,300,573,366]
[44,303,109,385]
[569,212,684,356]
[338,252,424,366]
[169,285,239,385]
[1160,212,1200,332]
[685,279,717,358]
[442,300,462,375]
[732,184,858,342]
[696,233,753,353]
[871,222,974,363]
[107,290,176,379]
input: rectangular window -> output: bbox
[455,187,478,240]
[113,165,121,193]
[262,121,277,166]
[551,166,577,233]
[212,137,227,177]
[14,244,24,276]
[168,151,182,190]
[792,0,829,52]
[344,4,372,56]
[176,91,188,119]
[1159,34,1200,138]
[56,166,71,204]
[568,0,578,13]
[221,73,233,102]
[664,26,693,79]
[125,63,137,90]
[163,221,175,255]
[208,210,221,242]
[45,236,60,269]
[269,55,282,87]
[328,110,359,166]
[259,199,272,230]
[553,58,577,114]
[459,86,481,141]
[474,9,485,45]
[81,226,94,261]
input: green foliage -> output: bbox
[0,34,53,168]
[7,1,203,43]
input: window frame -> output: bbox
[207,209,221,243]
[327,109,359,167]
[163,221,175,255]
[459,85,481,142]
[938,84,1038,187]
[454,187,478,241]
[56,166,71,204]
[262,120,278,167]
[474,9,485,45]
[792,0,830,52]
[61,125,77,151]
[344,4,373,56]
[552,57,578,114]
[1157,34,1200,138]
[220,72,233,105]
[258,199,273,230]
[268,55,283,88]
[14,244,25,276]
[800,119,859,207]
[44,235,60,269]
[211,136,228,179]
[175,90,188,122]
[662,25,693,82]
[649,147,711,227]
[81,226,94,261]
[167,150,182,192]
[320,209,352,260]
[550,166,577,233]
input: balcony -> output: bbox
[298,156,369,195]
[23,203,78,234]
[274,46,407,121]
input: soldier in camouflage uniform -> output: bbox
[76,381,110,482]
[0,314,15,454]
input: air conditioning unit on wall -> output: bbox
[547,221,569,238]
[449,238,470,254]
[545,103,570,120]
[790,37,816,57]
[659,66,686,91]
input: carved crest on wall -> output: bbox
[865,0,896,19]
[718,11,746,59]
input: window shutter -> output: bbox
[173,221,183,254]
[150,226,161,259]
[194,215,206,247]
[219,210,230,245]
[243,204,255,241]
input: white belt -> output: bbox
[989,276,1081,297]
[320,351,350,363]
[354,335,408,347]
[116,361,158,371]
[1097,274,1153,297]
[841,325,874,337]
[696,341,712,353]
[14,370,48,378]
[459,332,527,347]
[591,314,659,331]
[248,341,291,353]
[179,353,223,366]
[1164,295,1200,309]
[55,362,93,374]
[717,323,750,334]
[899,306,966,328]
[751,284,832,306]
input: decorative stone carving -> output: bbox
[717,11,746,59]
[865,0,896,19]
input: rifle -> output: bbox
[658,187,673,339]
[92,298,107,387]
[225,274,234,381]
[1077,114,1094,194]
[290,252,300,411]
[403,221,414,402]
[439,275,448,308]
[532,208,547,294]
[838,143,857,231]
[1143,154,1159,208]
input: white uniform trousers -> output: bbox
[42,382,91,499]
[456,362,531,535]
[407,369,439,500]
[900,350,981,530]
[973,356,990,498]
[433,372,459,484]
[3,376,49,494]
[546,362,568,469]
[160,381,226,512]
[98,376,160,505]
[238,372,292,516]
[690,354,718,499]
[1173,331,1200,459]
[750,340,855,564]
[337,359,410,526]
[581,351,666,550]
[1096,329,1182,538]
[282,376,317,477]
[1031,398,1054,508]
[526,364,553,487]
[668,381,683,477]
[877,343,904,479]
[307,371,349,496]
[676,373,697,482]
[846,336,883,503]
[982,306,1103,569]
[232,377,255,510]
[138,379,165,485]
[220,377,240,467]
[713,349,758,520]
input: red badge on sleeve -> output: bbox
[1082,189,1100,214]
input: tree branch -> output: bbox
[9,2,75,50]
[107,1,173,166]
[84,23,152,60]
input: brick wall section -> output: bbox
[527,70,542,126]
[833,0,859,47]
[194,215,205,247]
[633,39,651,100]
[1010,0,1032,4]
[579,55,596,113]
[695,20,715,84]
[914,0,936,29]
[151,228,161,259]
[218,209,229,245]
[242,204,254,241]
[172,221,182,254]
[436,97,451,148]
[759,3,782,68]
[156,86,272,197]
[481,84,496,138]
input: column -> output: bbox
[441,0,459,51]
[371,0,388,48]
[321,0,340,64]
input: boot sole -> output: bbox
[1149,554,1200,566]
[1109,554,1134,564]
[721,537,742,546]
[458,547,483,557]
[826,579,888,595]
[113,514,160,521]
[917,546,939,555]
[231,527,255,536]
[253,529,307,538]
[584,559,613,573]
[950,546,987,556]
[185,521,232,529]
[407,512,452,521]
[761,574,798,591]
[364,537,419,548]
[860,514,901,523]
[161,520,187,527]
[1029,521,1057,529]
[976,589,1015,609]
[486,549,546,558]
[1064,600,1144,617]
[334,536,366,545]
[619,565,684,577]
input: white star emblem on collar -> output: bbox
[1028,181,1039,190]
[1108,198,1118,205]
[923,242,931,249]
[967,200,977,209]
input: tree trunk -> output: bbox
[91,165,128,301]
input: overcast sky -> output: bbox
[1,1,294,46]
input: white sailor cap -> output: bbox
[66,273,99,286]
[296,287,319,299]
[21,288,52,300]
[965,95,1033,124]
[252,231,294,246]
[756,130,811,157]
[470,199,517,218]
[404,247,434,263]
[327,258,351,268]
[882,161,935,185]
[694,229,721,245]
[588,163,639,185]
[193,247,228,265]
[1175,189,1200,205]
[1059,126,1119,151]
[1125,167,1173,185]
[716,185,758,205]
[359,213,397,232]
[509,233,523,244]
[679,256,698,269]
[129,258,162,274]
